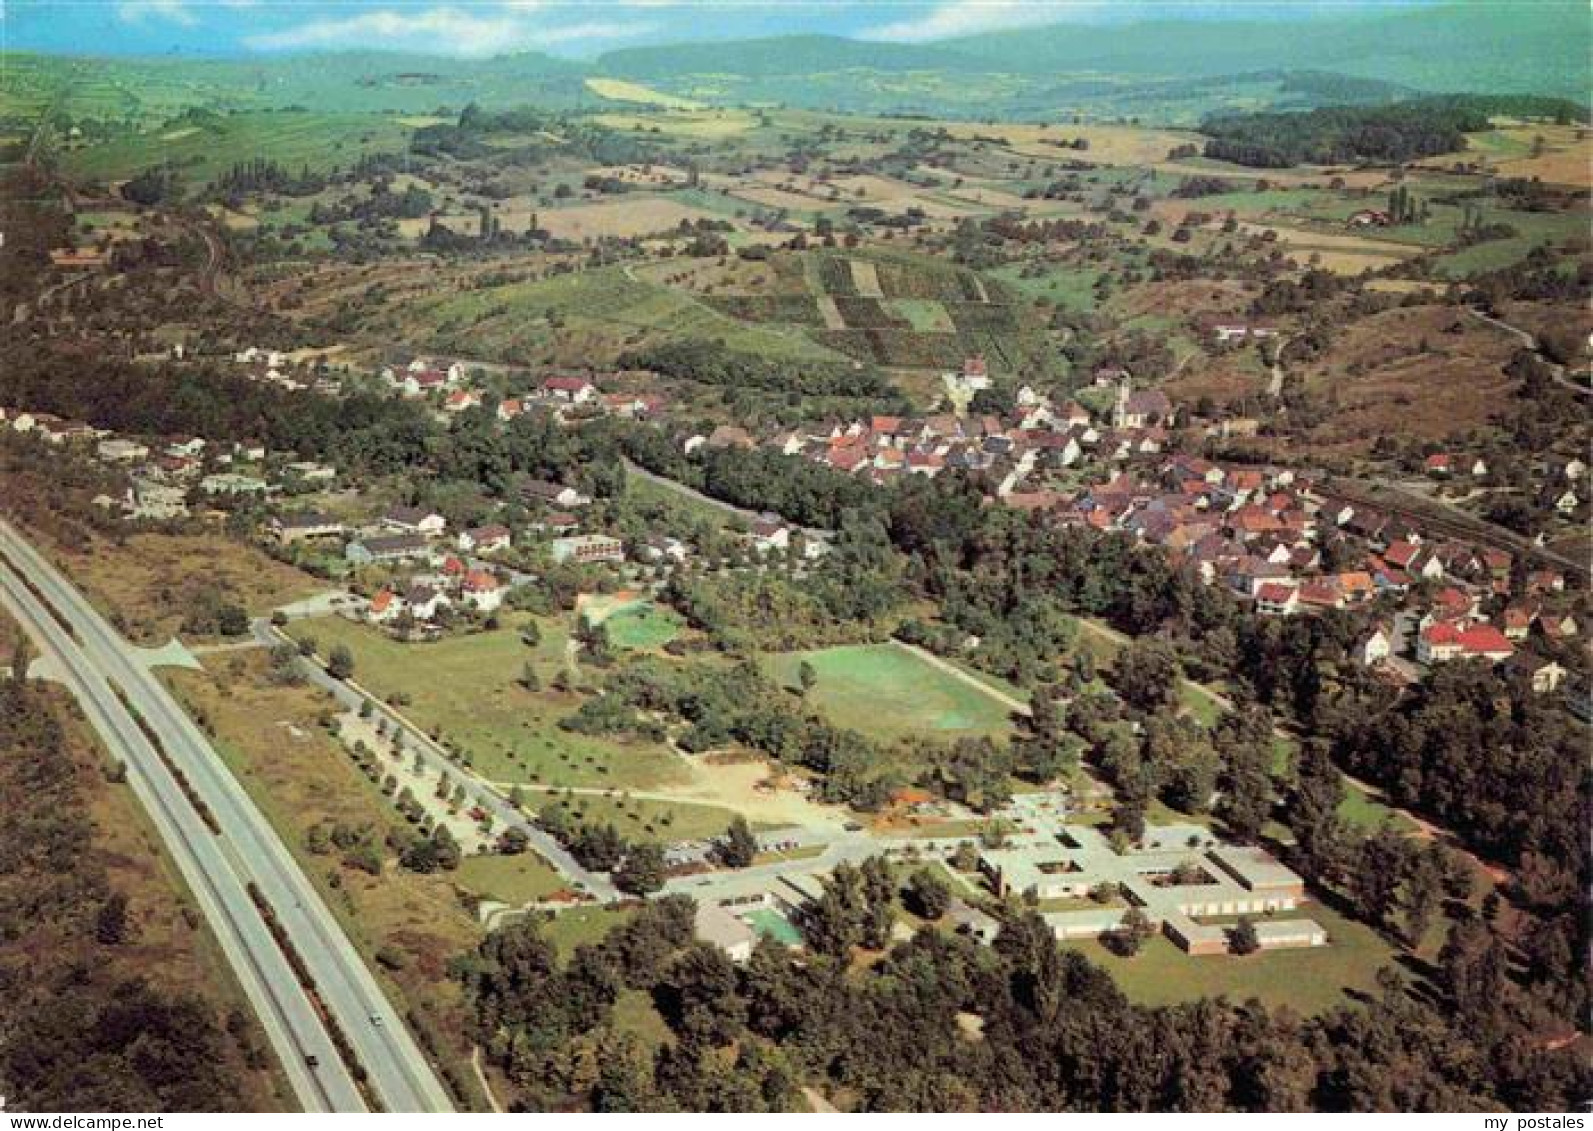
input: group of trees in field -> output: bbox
[605,658,895,810]
[533,803,664,895]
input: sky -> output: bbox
[4,1,1448,59]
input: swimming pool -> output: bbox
[742,908,804,947]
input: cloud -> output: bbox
[863,1,1096,43]
[116,0,199,26]
[244,5,653,57]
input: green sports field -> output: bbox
[761,642,1015,742]
[600,600,685,651]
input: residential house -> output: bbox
[1112,381,1173,430]
[1357,623,1394,667]
[1500,603,1538,641]
[368,589,402,624]
[703,424,755,451]
[403,584,450,621]
[201,473,272,497]
[496,398,525,422]
[457,524,511,554]
[949,354,992,394]
[641,535,690,564]
[749,516,791,553]
[1506,652,1568,695]
[382,506,447,538]
[461,571,504,613]
[1417,622,1514,665]
[97,438,149,463]
[270,511,345,545]
[541,376,597,404]
[1255,582,1299,616]
[521,479,591,509]
[285,460,336,484]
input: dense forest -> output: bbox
[1199,94,1587,166]
[0,677,268,1110]
[460,892,1586,1112]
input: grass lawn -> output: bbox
[541,906,633,959]
[602,601,684,651]
[531,790,746,842]
[1179,681,1227,728]
[761,642,1015,742]
[287,614,689,790]
[1338,783,1417,833]
[455,852,569,905]
[1061,897,1398,1014]
[625,472,741,530]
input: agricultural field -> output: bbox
[286,613,691,791]
[584,78,703,111]
[383,264,848,368]
[677,245,1053,379]
[60,110,417,185]
[761,642,1016,742]
[508,196,723,242]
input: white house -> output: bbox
[1357,623,1394,667]
[383,506,447,538]
[750,516,791,553]
[461,571,504,613]
[458,524,511,554]
[97,438,149,463]
[541,376,597,404]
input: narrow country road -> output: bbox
[1265,334,1294,398]
[1467,306,1588,396]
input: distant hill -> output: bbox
[581,4,1588,121]
[598,34,985,80]
[944,2,1591,99]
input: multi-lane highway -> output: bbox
[0,520,454,1114]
